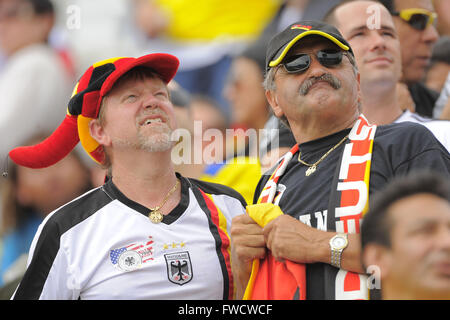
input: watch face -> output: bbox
[332,236,347,249]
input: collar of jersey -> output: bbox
[102,173,190,225]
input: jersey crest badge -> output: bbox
[164,251,193,285]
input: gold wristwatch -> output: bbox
[329,233,348,269]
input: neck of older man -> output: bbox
[360,77,402,125]
[110,149,180,213]
[288,102,360,144]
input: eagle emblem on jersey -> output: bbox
[164,251,193,285]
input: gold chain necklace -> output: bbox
[298,134,349,176]
[148,179,180,223]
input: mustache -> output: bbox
[299,73,341,95]
[136,108,169,124]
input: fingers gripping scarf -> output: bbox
[243,115,376,300]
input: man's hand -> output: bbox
[263,215,326,263]
[230,214,266,299]
[263,215,364,273]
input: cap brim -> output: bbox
[268,30,350,68]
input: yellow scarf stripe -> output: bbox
[362,138,375,216]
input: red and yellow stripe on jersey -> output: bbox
[197,189,234,300]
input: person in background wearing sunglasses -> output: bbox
[230,20,450,300]
[377,0,440,118]
[323,0,450,153]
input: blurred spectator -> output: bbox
[0,132,92,293]
[433,0,450,36]
[261,0,342,38]
[132,0,281,119]
[0,0,72,161]
[434,73,450,119]
[224,38,271,145]
[189,95,262,205]
[326,0,450,152]
[377,0,440,117]
[51,0,140,74]
[169,80,194,136]
[361,170,450,300]
[425,36,450,93]
[168,81,206,180]
[223,36,296,173]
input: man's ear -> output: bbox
[265,89,284,118]
[89,119,111,147]
[362,243,392,281]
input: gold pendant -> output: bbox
[149,210,164,223]
[305,165,317,176]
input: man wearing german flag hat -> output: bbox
[231,21,450,300]
[10,53,246,299]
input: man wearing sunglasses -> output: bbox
[230,20,450,300]
[378,0,439,118]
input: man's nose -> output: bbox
[422,24,439,44]
[142,93,160,110]
[370,31,387,52]
[306,54,329,78]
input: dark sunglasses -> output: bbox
[392,8,437,31]
[281,49,345,74]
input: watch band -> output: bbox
[330,233,348,269]
[331,248,343,269]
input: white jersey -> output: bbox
[395,110,450,153]
[12,174,246,300]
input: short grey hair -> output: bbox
[262,66,279,92]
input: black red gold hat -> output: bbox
[9,53,179,168]
[265,20,354,71]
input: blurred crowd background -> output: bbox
[0,0,449,298]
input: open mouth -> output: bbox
[143,118,163,125]
[139,115,166,126]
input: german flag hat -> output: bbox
[9,53,179,168]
